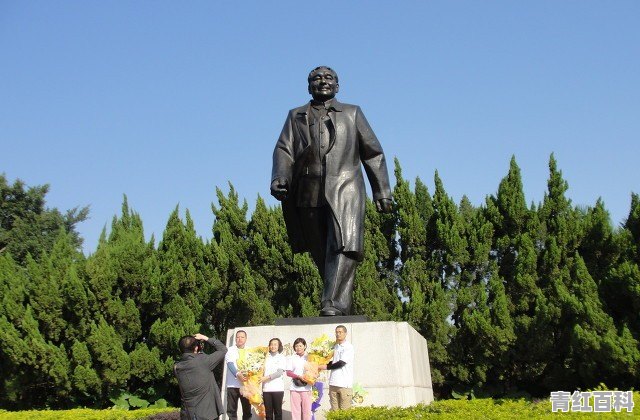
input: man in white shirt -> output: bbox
[224,330,252,420]
[326,325,354,410]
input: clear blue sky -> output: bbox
[2,1,639,254]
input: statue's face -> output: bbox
[308,68,339,101]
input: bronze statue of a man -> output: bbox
[271,66,392,316]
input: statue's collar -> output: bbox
[309,98,342,112]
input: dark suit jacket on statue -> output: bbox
[174,338,227,420]
[272,100,392,260]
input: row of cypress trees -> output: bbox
[0,154,639,409]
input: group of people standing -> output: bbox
[226,325,354,420]
[174,325,355,420]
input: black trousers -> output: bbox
[226,387,252,420]
[263,391,284,420]
[299,206,358,314]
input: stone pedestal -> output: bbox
[221,320,433,420]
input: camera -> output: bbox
[196,339,205,353]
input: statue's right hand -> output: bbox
[270,178,289,201]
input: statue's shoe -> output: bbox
[320,306,343,316]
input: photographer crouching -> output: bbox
[174,333,228,420]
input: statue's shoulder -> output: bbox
[334,101,359,114]
[336,101,357,108]
[289,103,309,114]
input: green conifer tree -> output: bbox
[155,206,217,337]
[353,199,402,320]
[624,193,640,257]
[484,157,542,392]
[0,306,71,407]
[579,199,618,285]
[86,317,131,394]
[25,231,91,344]
[85,197,155,349]
[210,185,275,330]
[535,155,639,392]
[0,174,88,264]
[394,161,452,392]
[69,340,102,405]
[448,196,515,395]
[248,196,302,317]
[601,194,640,343]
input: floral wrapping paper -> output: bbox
[237,346,268,418]
[302,334,335,385]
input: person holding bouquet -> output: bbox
[325,325,354,411]
[286,338,312,420]
[225,330,252,420]
[237,345,269,418]
[260,338,286,420]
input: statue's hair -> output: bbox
[308,66,339,83]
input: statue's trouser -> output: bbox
[298,206,358,315]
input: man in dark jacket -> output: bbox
[174,333,228,420]
[271,66,393,316]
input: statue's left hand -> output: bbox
[375,198,393,213]
[270,178,289,201]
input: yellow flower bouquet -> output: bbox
[302,334,335,385]
[237,346,268,418]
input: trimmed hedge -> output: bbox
[326,393,640,419]
[0,408,178,420]
[1,393,638,420]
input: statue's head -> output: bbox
[308,66,339,102]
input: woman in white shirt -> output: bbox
[260,338,286,420]
[286,337,312,420]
